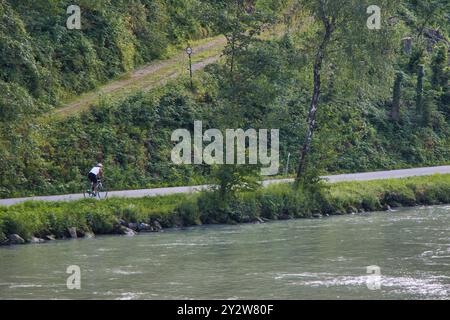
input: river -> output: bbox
[0,205,449,300]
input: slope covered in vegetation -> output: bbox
[0,0,213,115]
[0,0,448,198]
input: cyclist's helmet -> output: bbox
[96,163,103,168]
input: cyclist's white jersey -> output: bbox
[89,166,100,175]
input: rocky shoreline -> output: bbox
[0,204,408,247]
[1,218,165,246]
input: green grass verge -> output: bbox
[1,174,449,245]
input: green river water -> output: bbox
[0,205,449,300]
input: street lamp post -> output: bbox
[186,47,193,89]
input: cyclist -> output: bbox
[88,163,104,195]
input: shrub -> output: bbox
[381,183,416,207]
[176,197,201,225]
[280,188,309,218]
[1,209,46,240]
[257,187,286,219]
[227,193,260,222]
[197,191,230,224]
[85,209,117,234]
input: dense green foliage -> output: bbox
[0,0,212,115]
[1,175,449,244]
[1,36,448,198]
[0,0,448,198]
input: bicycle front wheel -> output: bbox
[96,184,108,200]
[83,189,91,199]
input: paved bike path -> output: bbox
[1,166,449,206]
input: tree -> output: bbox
[202,0,277,75]
[422,92,433,127]
[391,72,403,121]
[416,64,425,114]
[293,0,399,186]
[404,0,450,37]
[431,45,448,90]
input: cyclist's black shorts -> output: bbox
[88,172,98,184]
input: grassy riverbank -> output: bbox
[1,175,449,245]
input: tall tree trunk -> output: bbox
[416,64,425,114]
[295,21,333,187]
[390,72,403,121]
[230,36,235,74]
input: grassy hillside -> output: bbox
[0,0,213,114]
[0,0,448,198]
[1,37,448,198]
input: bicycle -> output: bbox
[83,179,108,199]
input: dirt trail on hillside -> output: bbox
[53,37,226,117]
